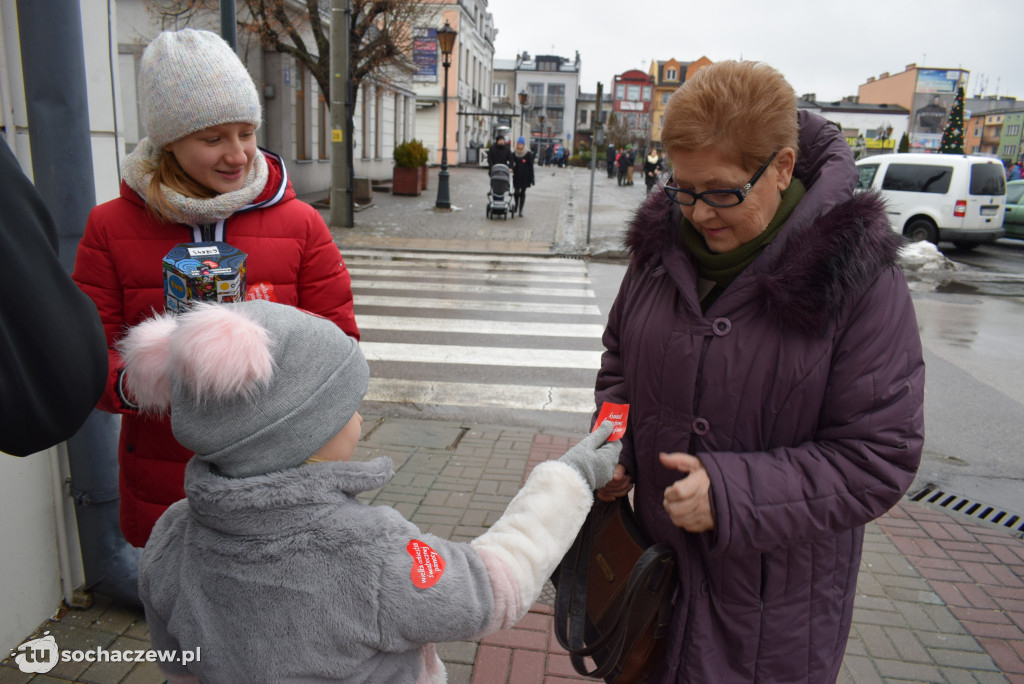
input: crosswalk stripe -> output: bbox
[360,341,602,369]
[352,280,594,298]
[343,249,586,268]
[348,267,591,284]
[349,251,605,416]
[355,315,606,338]
[364,378,597,414]
[355,295,601,316]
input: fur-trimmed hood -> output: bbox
[625,110,903,336]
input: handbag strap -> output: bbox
[566,545,675,679]
[553,508,675,680]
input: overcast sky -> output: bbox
[486,0,1021,103]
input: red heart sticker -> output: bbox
[406,539,446,589]
[593,402,629,441]
[246,281,278,302]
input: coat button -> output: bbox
[712,317,732,335]
[692,417,710,435]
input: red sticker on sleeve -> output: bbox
[593,402,629,441]
[406,539,446,589]
[246,281,278,302]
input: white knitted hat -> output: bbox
[139,28,262,147]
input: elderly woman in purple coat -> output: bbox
[594,60,925,682]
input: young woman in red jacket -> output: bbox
[72,28,360,547]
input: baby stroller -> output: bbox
[486,163,515,220]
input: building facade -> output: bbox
[413,0,496,167]
[491,57,531,155]
[115,0,419,191]
[573,90,612,151]
[513,51,581,157]
[998,111,1024,164]
[648,56,711,144]
[966,109,1024,164]
[612,69,653,151]
[798,96,910,157]
[858,64,969,153]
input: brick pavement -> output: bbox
[322,164,640,259]
[4,415,1023,682]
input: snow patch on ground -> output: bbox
[899,241,960,272]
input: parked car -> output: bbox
[1003,180,1024,240]
[855,153,1006,249]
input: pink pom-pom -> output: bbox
[171,303,275,402]
[118,312,178,411]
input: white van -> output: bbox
[854,153,1006,249]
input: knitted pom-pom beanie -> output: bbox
[119,301,368,478]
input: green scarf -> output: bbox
[680,178,807,303]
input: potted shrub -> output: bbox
[393,139,428,196]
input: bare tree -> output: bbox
[604,113,631,149]
[147,0,435,107]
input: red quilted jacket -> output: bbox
[72,149,360,547]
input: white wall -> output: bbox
[829,111,909,144]
[83,0,124,203]
[0,446,83,657]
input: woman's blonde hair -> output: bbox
[661,60,799,171]
[143,150,218,221]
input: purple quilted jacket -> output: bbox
[594,111,925,683]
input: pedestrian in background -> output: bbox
[606,142,616,178]
[487,135,515,170]
[0,142,107,457]
[512,136,535,217]
[643,146,664,194]
[72,28,359,548]
[624,144,636,185]
[126,299,622,683]
[595,60,924,682]
[1008,160,1023,181]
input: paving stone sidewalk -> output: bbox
[4,417,1022,683]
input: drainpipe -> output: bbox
[0,3,17,148]
[220,0,237,51]
[16,0,140,607]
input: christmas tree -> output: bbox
[938,87,965,154]
[898,132,910,153]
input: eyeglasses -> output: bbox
[663,152,778,207]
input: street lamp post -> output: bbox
[518,90,528,142]
[434,21,457,210]
[538,114,545,163]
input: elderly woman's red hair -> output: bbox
[661,60,800,171]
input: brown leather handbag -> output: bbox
[552,496,676,683]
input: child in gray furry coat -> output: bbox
[122,300,620,683]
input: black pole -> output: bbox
[220,0,237,50]
[16,0,141,606]
[435,54,452,209]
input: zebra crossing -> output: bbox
[344,249,609,423]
